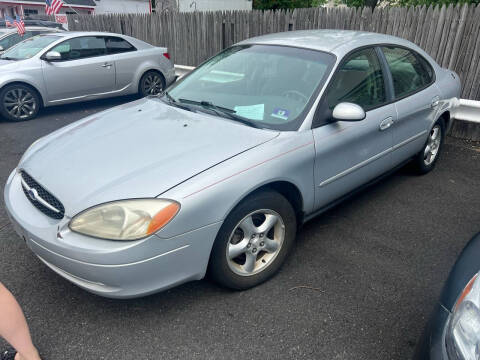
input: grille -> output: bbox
[20,170,65,220]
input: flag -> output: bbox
[45,0,64,15]
[5,15,14,28]
[14,15,25,36]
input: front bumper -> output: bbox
[414,302,450,360]
[4,169,222,299]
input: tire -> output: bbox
[0,84,40,122]
[413,118,445,174]
[209,190,297,290]
[139,70,165,97]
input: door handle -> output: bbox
[379,116,394,131]
[431,96,440,108]
[101,63,112,68]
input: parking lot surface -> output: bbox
[1,97,479,360]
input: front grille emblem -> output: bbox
[27,188,38,201]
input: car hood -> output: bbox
[21,98,279,217]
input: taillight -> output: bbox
[163,52,170,60]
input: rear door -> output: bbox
[41,36,115,102]
[312,47,396,209]
[380,46,440,166]
[104,36,137,90]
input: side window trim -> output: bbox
[375,46,395,103]
[379,44,436,102]
[312,45,388,129]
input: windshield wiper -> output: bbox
[178,98,262,129]
[1,57,18,61]
[160,91,194,112]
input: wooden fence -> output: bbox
[65,5,480,100]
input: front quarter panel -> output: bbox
[157,130,316,239]
[0,59,47,105]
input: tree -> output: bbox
[341,0,479,8]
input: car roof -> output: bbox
[50,31,130,38]
[239,30,428,59]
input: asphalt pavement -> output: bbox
[1,97,479,360]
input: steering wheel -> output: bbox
[282,90,309,103]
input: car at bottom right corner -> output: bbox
[414,232,480,360]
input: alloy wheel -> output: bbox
[4,88,37,120]
[424,125,442,166]
[226,209,285,276]
[143,74,164,95]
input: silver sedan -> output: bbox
[4,30,460,298]
[0,32,175,121]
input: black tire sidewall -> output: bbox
[0,84,40,122]
[415,118,445,174]
[209,190,297,290]
[139,70,165,97]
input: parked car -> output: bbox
[414,232,480,360]
[4,30,460,298]
[0,26,63,54]
[0,31,175,121]
[0,19,64,30]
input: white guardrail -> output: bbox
[174,65,480,125]
[452,99,480,124]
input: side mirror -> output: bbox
[44,51,62,61]
[332,102,366,122]
[0,46,4,52]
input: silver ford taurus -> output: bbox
[4,30,460,298]
[0,31,175,122]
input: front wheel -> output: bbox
[209,190,297,290]
[413,119,445,174]
[0,84,40,122]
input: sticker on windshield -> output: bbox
[234,104,264,121]
[271,108,290,121]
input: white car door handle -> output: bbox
[379,117,394,131]
[101,63,113,68]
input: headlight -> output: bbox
[446,272,480,360]
[69,199,180,241]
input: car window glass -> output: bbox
[1,34,60,60]
[326,48,386,111]
[168,45,335,131]
[51,36,107,60]
[381,46,434,99]
[106,37,135,54]
[0,32,34,50]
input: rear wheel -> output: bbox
[139,71,165,97]
[0,84,40,122]
[209,190,297,290]
[413,119,445,174]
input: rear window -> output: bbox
[381,46,434,99]
[105,37,136,54]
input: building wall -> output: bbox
[0,3,93,17]
[93,0,150,14]
[178,0,252,12]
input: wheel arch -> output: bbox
[137,68,166,94]
[0,81,45,108]
[228,180,305,228]
[437,110,451,133]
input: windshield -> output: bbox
[1,35,60,60]
[167,45,335,130]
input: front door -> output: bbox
[41,36,115,102]
[312,47,395,209]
